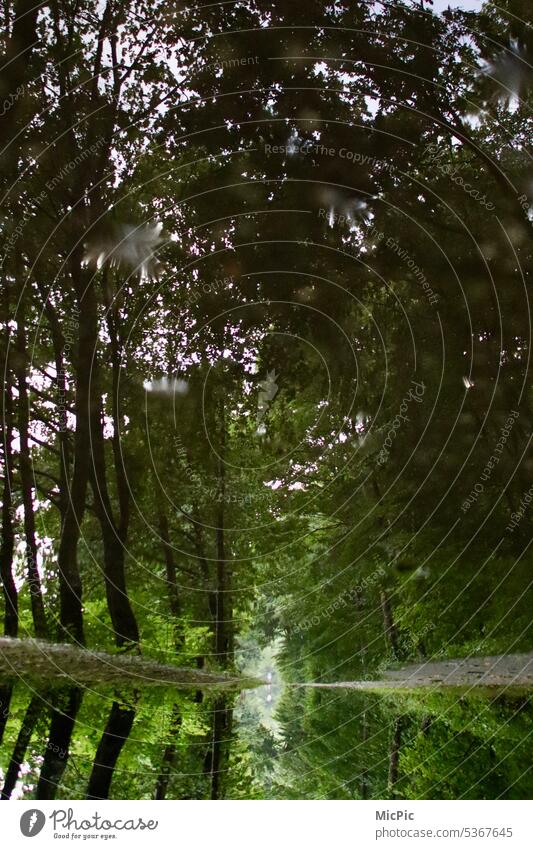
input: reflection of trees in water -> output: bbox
[1,694,41,800]
[87,698,136,801]
[0,686,236,800]
[1,0,533,802]
[37,688,82,800]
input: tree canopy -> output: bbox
[1,0,533,801]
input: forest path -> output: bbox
[294,653,533,691]
[0,638,262,690]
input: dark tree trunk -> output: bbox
[36,687,82,799]
[205,695,232,801]
[90,504,139,648]
[56,265,97,645]
[0,323,18,637]
[380,589,401,661]
[0,694,41,799]
[41,292,71,522]
[15,307,48,638]
[0,0,44,178]
[86,699,136,800]
[89,315,138,648]
[0,685,13,745]
[421,716,432,735]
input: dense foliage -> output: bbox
[1,0,533,800]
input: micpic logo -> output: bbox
[20,809,46,838]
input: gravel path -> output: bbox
[296,653,533,690]
[0,637,261,690]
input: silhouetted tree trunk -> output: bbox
[0,694,41,799]
[86,699,136,800]
[40,291,71,523]
[36,687,82,799]
[89,501,139,648]
[15,301,48,638]
[0,0,45,179]
[56,261,95,645]
[204,696,232,800]
[380,589,401,661]
[0,685,13,746]
[89,298,138,648]
[0,315,18,637]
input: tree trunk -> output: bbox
[0,324,18,637]
[56,263,96,645]
[0,0,45,178]
[40,292,71,523]
[89,344,138,649]
[91,506,139,648]
[0,685,13,745]
[36,686,82,799]
[86,699,136,800]
[0,694,41,799]
[205,695,232,800]
[15,307,48,638]
[380,589,401,661]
